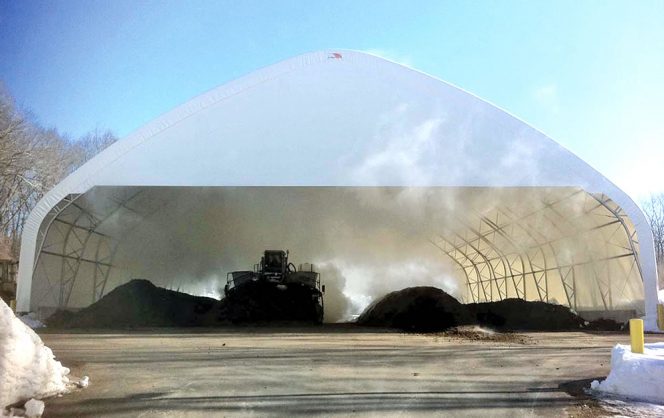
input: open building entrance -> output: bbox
[28,186,645,322]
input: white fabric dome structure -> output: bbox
[16,50,660,330]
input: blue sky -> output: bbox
[0,0,662,198]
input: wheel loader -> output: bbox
[224,250,324,323]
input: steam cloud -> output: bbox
[52,182,646,322]
[32,99,645,320]
[79,187,464,322]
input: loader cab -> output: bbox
[261,250,287,276]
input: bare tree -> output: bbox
[0,88,117,257]
[69,128,118,167]
[642,193,664,286]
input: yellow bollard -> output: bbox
[658,304,664,331]
[629,318,644,354]
[10,299,16,312]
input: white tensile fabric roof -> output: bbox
[16,50,660,330]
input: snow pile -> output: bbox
[600,397,664,417]
[18,313,46,329]
[0,298,70,411]
[77,375,90,388]
[591,343,664,404]
[23,399,45,418]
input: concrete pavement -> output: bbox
[38,327,659,417]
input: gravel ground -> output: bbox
[38,326,662,417]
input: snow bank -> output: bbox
[18,313,46,329]
[77,375,89,388]
[0,298,70,410]
[23,399,45,418]
[591,343,664,404]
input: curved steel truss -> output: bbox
[30,186,643,317]
[431,190,642,312]
[32,188,169,309]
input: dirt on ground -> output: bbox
[356,286,473,332]
[467,298,586,331]
[47,279,322,328]
[584,318,626,332]
[48,281,625,333]
[357,286,624,333]
[439,326,532,344]
[47,280,219,328]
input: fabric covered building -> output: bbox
[15,51,660,330]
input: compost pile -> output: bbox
[466,299,585,331]
[47,280,219,328]
[47,279,322,328]
[357,286,619,332]
[356,286,472,332]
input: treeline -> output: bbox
[643,194,664,282]
[0,89,117,257]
